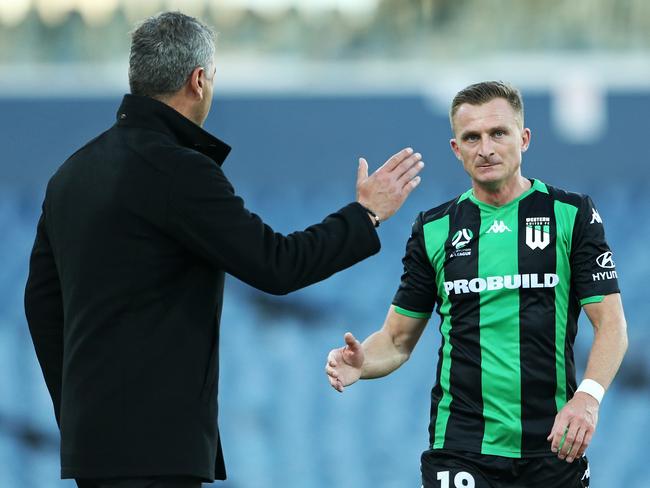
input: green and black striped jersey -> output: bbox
[392,179,619,458]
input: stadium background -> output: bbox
[1,0,649,486]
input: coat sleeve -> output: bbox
[166,153,381,295]
[24,207,64,425]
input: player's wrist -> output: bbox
[576,378,605,404]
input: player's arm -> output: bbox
[548,195,627,463]
[582,293,628,392]
[325,306,428,392]
[547,293,628,462]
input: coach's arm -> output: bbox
[547,293,628,463]
[25,208,64,426]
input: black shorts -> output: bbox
[421,449,590,488]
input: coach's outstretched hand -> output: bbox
[547,392,599,463]
[356,148,423,223]
[326,332,364,393]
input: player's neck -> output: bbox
[472,176,531,207]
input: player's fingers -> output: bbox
[325,365,338,378]
[559,422,579,459]
[549,419,568,453]
[344,332,359,350]
[327,350,338,367]
[380,147,413,172]
[328,375,340,391]
[565,428,586,463]
[576,431,593,459]
[546,414,566,452]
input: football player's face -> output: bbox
[450,98,530,190]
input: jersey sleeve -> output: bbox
[570,195,620,306]
[392,213,438,318]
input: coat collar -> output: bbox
[115,94,231,166]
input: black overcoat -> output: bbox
[24,94,380,481]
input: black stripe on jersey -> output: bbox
[428,313,445,445]
[517,192,558,453]
[564,288,581,401]
[443,199,484,452]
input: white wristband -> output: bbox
[576,379,605,404]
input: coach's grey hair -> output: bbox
[129,11,215,98]
[450,81,524,130]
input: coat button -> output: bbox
[119,113,127,120]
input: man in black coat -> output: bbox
[24,11,424,488]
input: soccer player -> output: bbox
[325,81,628,488]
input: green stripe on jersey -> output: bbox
[478,202,522,456]
[553,200,578,410]
[422,216,453,449]
[393,306,432,319]
[580,295,605,306]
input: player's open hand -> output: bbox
[325,332,364,392]
[547,392,599,463]
[356,148,423,222]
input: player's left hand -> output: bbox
[546,392,599,463]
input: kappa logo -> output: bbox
[590,208,602,224]
[525,217,551,250]
[451,228,473,249]
[486,220,511,234]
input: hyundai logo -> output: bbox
[596,251,615,269]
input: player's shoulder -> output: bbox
[421,198,458,221]
[537,180,592,208]
[419,196,461,226]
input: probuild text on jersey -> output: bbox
[444,273,559,295]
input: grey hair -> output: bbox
[129,11,215,98]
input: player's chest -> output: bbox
[434,207,572,288]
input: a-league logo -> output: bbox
[451,228,473,249]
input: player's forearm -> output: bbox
[583,316,628,390]
[360,329,410,379]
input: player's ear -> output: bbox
[521,128,531,153]
[450,138,462,160]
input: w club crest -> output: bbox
[525,217,551,250]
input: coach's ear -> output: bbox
[450,138,462,161]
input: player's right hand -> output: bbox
[325,332,364,392]
[356,147,424,222]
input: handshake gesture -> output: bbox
[325,332,364,393]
